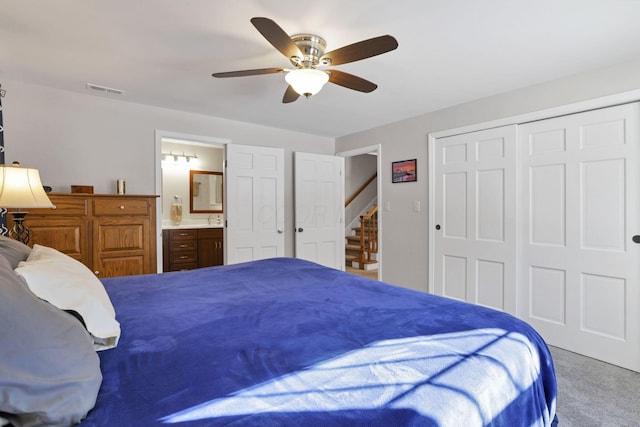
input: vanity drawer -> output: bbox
[170,239,197,251]
[170,251,197,264]
[168,229,198,241]
[198,228,223,239]
[169,258,198,271]
[93,198,150,216]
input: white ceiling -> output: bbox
[2,0,640,138]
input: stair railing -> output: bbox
[345,173,377,208]
[359,205,378,266]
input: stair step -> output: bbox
[346,211,378,270]
[352,260,378,270]
[346,235,373,243]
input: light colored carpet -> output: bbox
[550,346,640,426]
[342,271,639,426]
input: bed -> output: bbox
[2,240,557,426]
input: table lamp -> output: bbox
[0,163,54,245]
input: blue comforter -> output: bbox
[81,258,557,426]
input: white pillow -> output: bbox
[15,245,121,351]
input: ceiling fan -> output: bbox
[212,17,398,103]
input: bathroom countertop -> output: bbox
[162,223,223,230]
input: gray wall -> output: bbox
[2,79,334,257]
[336,59,640,293]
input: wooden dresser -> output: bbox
[10,193,158,278]
[162,227,223,272]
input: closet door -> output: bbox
[519,103,640,371]
[433,125,517,313]
[294,152,344,270]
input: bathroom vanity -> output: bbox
[162,225,223,272]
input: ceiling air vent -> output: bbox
[86,83,126,96]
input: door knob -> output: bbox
[277,229,283,234]
[633,235,640,244]
[435,224,441,230]
[297,227,304,232]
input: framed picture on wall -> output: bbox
[392,159,417,183]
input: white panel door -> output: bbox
[433,126,517,313]
[225,144,285,264]
[519,103,640,371]
[294,152,344,269]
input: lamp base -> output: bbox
[8,211,31,245]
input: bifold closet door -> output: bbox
[433,125,517,314]
[519,102,640,372]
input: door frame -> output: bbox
[428,88,640,292]
[336,144,382,279]
[154,130,230,272]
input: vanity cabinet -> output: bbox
[164,229,198,271]
[12,194,157,278]
[197,228,223,268]
[162,227,223,272]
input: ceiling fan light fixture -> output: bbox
[285,68,329,97]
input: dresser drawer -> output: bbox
[28,197,88,217]
[93,198,149,216]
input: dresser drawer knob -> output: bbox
[179,255,188,259]
[180,244,188,248]
[119,205,125,210]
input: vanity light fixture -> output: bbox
[162,152,198,163]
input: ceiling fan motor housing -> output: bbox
[290,34,327,68]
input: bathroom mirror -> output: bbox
[190,170,223,213]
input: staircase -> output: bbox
[345,205,378,270]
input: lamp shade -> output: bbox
[0,165,54,208]
[285,69,329,97]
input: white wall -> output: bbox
[336,59,640,293]
[2,79,334,257]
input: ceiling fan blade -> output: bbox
[328,70,377,93]
[251,17,303,60]
[282,85,300,103]
[212,67,285,78]
[320,35,398,66]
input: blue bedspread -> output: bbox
[81,258,557,426]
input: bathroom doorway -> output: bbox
[154,130,229,272]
